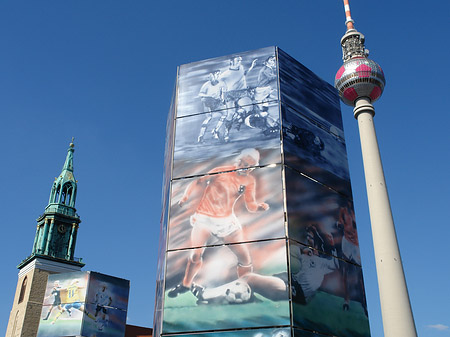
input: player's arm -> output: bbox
[178,176,208,206]
[244,177,269,212]
[245,59,258,75]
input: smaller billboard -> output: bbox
[37,271,129,337]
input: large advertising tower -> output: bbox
[154,47,371,337]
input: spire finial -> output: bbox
[70,137,75,148]
[343,0,355,31]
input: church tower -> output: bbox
[6,140,84,337]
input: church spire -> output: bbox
[47,138,78,214]
[19,140,83,267]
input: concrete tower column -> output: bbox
[354,97,417,337]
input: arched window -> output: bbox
[55,185,61,203]
[65,185,73,205]
[60,184,74,206]
[18,276,27,304]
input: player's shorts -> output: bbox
[65,301,82,310]
[190,213,241,238]
[226,90,248,103]
[342,236,361,265]
[96,305,108,314]
[201,97,223,110]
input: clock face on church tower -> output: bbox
[57,224,67,234]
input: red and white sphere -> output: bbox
[335,57,385,106]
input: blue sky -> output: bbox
[1,1,449,336]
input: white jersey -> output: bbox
[95,290,111,306]
[220,67,247,91]
[293,254,338,301]
[199,80,226,99]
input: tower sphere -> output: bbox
[335,57,385,106]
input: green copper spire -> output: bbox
[46,138,78,215]
[19,139,84,268]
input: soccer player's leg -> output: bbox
[168,224,210,298]
[242,272,288,301]
[225,229,253,277]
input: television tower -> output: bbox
[334,1,418,336]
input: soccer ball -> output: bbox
[224,281,252,304]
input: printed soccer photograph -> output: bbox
[176,46,278,118]
[173,101,281,179]
[290,241,370,337]
[163,239,290,333]
[282,104,351,197]
[167,164,285,251]
[285,167,361,267]
[37,271,89,337]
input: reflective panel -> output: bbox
[175,327,291,337]
[290,241,370,337]
[81,304,127,337]
[285,167,361,266]
[163,239,290,333]
[38,272,129,337]
[282,104,351,197]
[37,272,89,336]
[177,47,278,118]
[168,165,285,250]
[173,101,281,179]
[278,48,343,133]
[85,272,130,311]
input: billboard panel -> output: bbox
[290,241,370,337]
[37,272,89,336]
[168,165,285,250]
[177,46,278,118]
[86,272,129,311]
[285,167,361,266]
[282,104,351,197]
[173,101,281,179]
[81,304,127,337]
[38,271,129,337]
[278,48,343,133]
[163,239,290,333]
[175,327,291,337]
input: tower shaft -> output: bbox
[354,98,417,337]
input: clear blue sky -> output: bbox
[1,1,449,336]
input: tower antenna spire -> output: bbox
[342,0,355,31]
